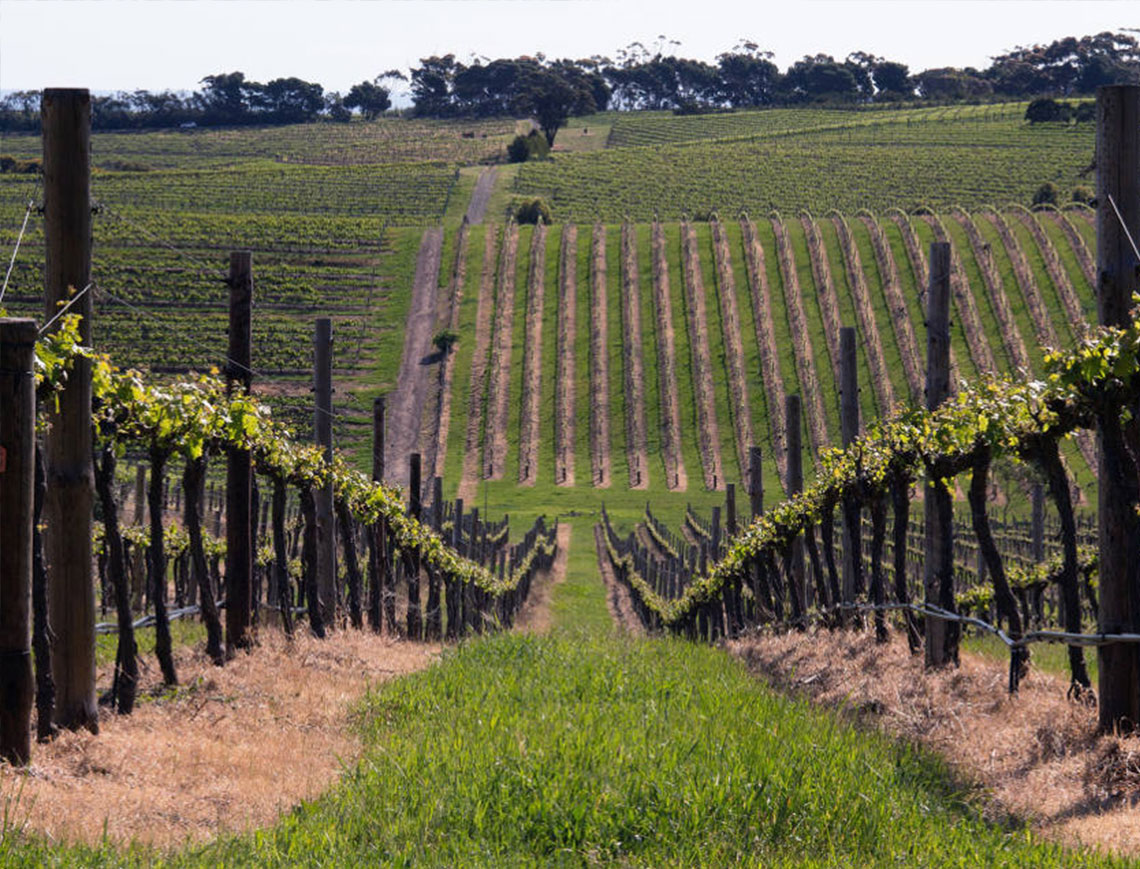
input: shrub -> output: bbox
[507,130,550,164]
[1071,186,1094,206]
[1025,98,1073,124]
[1032,181,1060,206]
[514,198,552,225]
[0,154,41,174]
[432,328,459,354]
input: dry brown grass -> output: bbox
[0,629,439,848]
[729,629,1140,856]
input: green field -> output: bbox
[514,104,1094,220]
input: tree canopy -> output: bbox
[2,30,1137,134]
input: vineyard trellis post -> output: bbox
[42,87,98,732]
[406,451,423,639]
[839,326,860,613]
[225,251,254,656]
[0,319,37,765]
[373,392,396,629]
[314,317,336,628]
[785,395,805,623]
[924,241,957,668]
[1095,84,1140,732]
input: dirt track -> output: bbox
[457,228,498,504]
[484,222,519,480]
[740,218,788,489]
[589,225,611,488]
[386,227,443,490]
[620,223,649,490]
[555,225,577,487]
[426,222,470,482]
[464,167,497,225]
[771,215,829,461]
[710,218,754,480]
[650,222,686,491]
[680,220,724,490]
[517,225,547,485]
[862,214,924,404]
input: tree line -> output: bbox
[2,30,1137,134]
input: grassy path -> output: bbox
[517,224,547,486]
[649,222,687,491]
[456,227,496,503]
[7,524,1116,866]
[679,220,725,490]
[589,224,612,488]
[619,223,650,489]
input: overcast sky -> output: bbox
[1,0,1136,98]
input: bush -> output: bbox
[0,154,41,174]
[514,198,552,225]
[507,130,550,164]
[1072,186,1094,206]
[432,328,459,354]
[1032,181,1060,206]
[1025,98,1073,124]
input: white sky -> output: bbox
[1,0,1136,98]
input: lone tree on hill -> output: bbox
[513,70,577,146]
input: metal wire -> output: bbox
[94,199,229,282]
[38,282,95,336]
[93,285,343,422]
[1107,193,1140,264]
[0,177,41,305]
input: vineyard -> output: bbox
[435,207,1099,521]
[514,105,1096,219]
[3,89,1140,864]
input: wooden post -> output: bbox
[426,476,443,639]
[748,446,763,519]
[924,241,956,668]
[839,326,860,608]
[785,394,805,622]
[1096,84,1140,731]
[0,320,37,765]
[368,395,386,633]
[314,318,336,629]
[406,452,423,638]
[42,88,97,732]
[225,251,254,655]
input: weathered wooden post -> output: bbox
[425,476,443,639]
[924,241,956,668]
[406,452,423,639]
[785,395,805,622]
[1096,84,1140,731]
[368,395,386,633]
[0,320,37,764]
[748,446,763,519]
[42,88,97,732]
[314,318,336,629]
[839,326,861,612]
[225,251,254,656]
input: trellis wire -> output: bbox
[0,178,41,305]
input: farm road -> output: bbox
[465,167,497,224]
[386,227,443,489]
